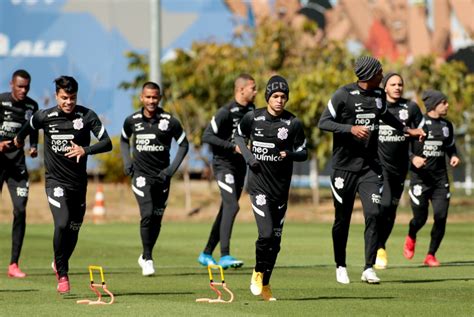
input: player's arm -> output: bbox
[83,111,112,155]
[202,109,236,151]
[14,110,44,148]
[318,90,353,134]
[234,112,259,169]
[446,121,460,167]
[120,117,134,176]
[159,119,189,181]
[281,119,308,162]
[28,102,39,158]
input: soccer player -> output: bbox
[375,73,424,269]
[121,82,188,276]
[235,75,307,301]
[15,75,112,293]
[197,74,257,269]
[403,89,460,267]
[318,56,425,284]
[0,69,38,278]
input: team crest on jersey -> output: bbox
[399,109,408,121]
[375,98,383,109]
[256,194,266,206]
[277,127,288,140]
[413,184,422,196]
[24,109,33,121]
[136,176,146,188]
[334,177,344,189]
[53,187,64,197]
[73,118,84,130]
[225,174,234,184]
[158,119,169,131]
[442,126,449,137]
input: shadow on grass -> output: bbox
[389,277,474,284]
[0,289,38,293]
[286,296,395,301]
[113,291,194,296]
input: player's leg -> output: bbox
[405,182,430,259]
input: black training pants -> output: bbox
[250,193,287,286]
[1,166,29,265]
[330,168,382,270]
[46,184,86,278]
[204,167,245,256]
[132,174,170,261]
[378,169,406,249]
[408,176,450,255]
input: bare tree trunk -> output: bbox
[310,156,320,205]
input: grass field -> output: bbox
[0,222,472,316]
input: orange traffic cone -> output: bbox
[92,184,106,224]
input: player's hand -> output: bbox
[280,151,288,159]
[234,145,242,154]
[157,169,171,183]
[29,147,38,158]
[411,156,426,169]
[405,128,426,142]
[248,159,261,173]
[13,137,23,148]
[351,125,369,140]
[0,140,12,152]
[65,141,85,163]
[450,156,460,167]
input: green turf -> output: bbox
[0,222,473,316]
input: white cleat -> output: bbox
[138,255,155,276]
[361,268,380,284]
[336,266,350,284]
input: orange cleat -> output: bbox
[423,254,440,267]
[7,263,26,278]
[403,236,416,260]
[57,276,70,294]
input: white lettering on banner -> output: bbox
[0,33,66,57]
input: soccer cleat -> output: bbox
[261,285,277,301]
[336,266,350,284]
[423,254,440,267]
[250,270,264,295]
[138,255,155,276]
[374,248,388,269]
[197,252,217,267]
[361,268,381,284]
[7,263,26,278]
[218,255,243,269]
[403,236,416,260]
[57,276,70,294]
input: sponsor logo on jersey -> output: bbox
[158,119,169,131]
[51,134,74,153]
[134,122,144,131]
[254,116,265,121]
[379,124,405,143]
[350,90,360,95]
[277,127,288,140]
[73,118,84,130]
[252,141,281,162]
[256,194,266,206]
[2,101,12,107]
[160,113,171,119]
[135,134,164,152]
[230,107,239,112]
[132,113,143,119]
[280,118,291,126]
[47,111,59,117]
[422,140,444,157]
